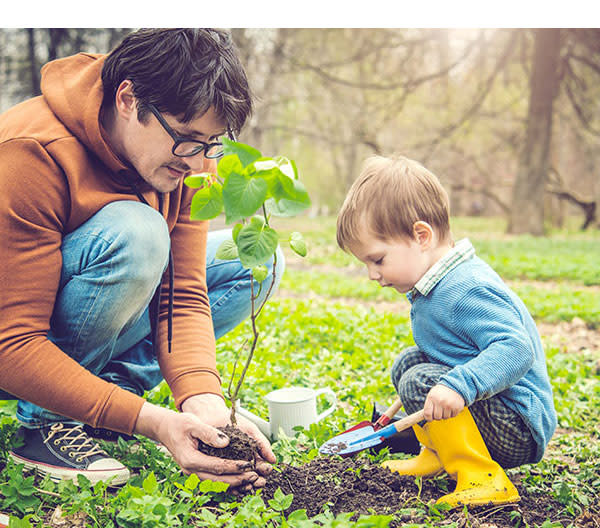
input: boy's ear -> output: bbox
[413,221,434,249]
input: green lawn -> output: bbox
[1,216,598,526]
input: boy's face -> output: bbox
[347,228,430,294]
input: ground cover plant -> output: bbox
[0,216,599,527]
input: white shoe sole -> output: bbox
[9,452,130,486]
[0,512,8,528]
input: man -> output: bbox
[0,28,281,490]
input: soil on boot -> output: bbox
[197,425,258,464]
[262,456,583,527]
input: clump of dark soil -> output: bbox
[197,425,258,463]
[262,456,594,527]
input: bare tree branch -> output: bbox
[567,52,600,76]
[287,33,479,91]
[420,29,520,163]
[564,76,600,137]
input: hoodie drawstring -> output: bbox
[126,180,174,354]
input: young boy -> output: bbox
[336,155,557,508]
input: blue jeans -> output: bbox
[16,201,284,427]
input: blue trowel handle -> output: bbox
[350,409,425,446]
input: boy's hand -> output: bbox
[423,384,465,421]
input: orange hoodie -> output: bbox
[0,53,222,434]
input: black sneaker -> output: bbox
[8,422,130,486]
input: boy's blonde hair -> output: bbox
[337,155,451,250]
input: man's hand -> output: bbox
[134,400,272,491]
[181,394,275,488]
[423,384,465,421]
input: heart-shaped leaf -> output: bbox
[223,172,268,223]
[236,216,279,268]
[251,264,269,283]
[217,154,244,179]
[215,238,239,260]
[190,182,224,220]
[266,178,311,217]
[222,137,262,168]
[232,223,243,243]
[184,173,214,189]
[289,231,307,257]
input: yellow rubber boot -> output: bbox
[381,424,443,477]
[427,408,520,508]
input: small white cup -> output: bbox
[236,386,337,440]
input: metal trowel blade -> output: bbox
[318,425,384,457]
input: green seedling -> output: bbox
[185,138,311,422]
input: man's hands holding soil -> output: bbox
[135,394,275,492]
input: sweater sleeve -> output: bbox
[0,140,144,433]
[155,188,223,410]
[438,286,535,406]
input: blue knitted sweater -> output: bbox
[407,249,557,462]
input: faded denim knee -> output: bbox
[101,201,170,301]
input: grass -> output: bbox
[1,216,599,526]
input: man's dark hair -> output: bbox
[102,28,253,135]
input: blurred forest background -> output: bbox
[1,28,600,235]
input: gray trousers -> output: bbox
[391,346,537,468]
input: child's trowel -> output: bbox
[319,409,425,457]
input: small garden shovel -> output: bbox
[343,396,404,433]
[319,408,425,457]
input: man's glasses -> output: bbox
[146,104,224,159]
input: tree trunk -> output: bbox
[27,28,41,97]
[508,29,561,235]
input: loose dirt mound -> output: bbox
[263,456,596,527]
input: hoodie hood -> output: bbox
[41,53,128,175]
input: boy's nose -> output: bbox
[368,267,381,281]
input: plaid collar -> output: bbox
[411,238,475,298]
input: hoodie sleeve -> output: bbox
[0,139,144,433]
[155,187,223,410]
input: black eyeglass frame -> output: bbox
[146,103,226,159]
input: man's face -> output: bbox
[123,105,226,193]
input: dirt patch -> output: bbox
[263,456,597,526]
[538,318,600,357]
[197,425,258,464]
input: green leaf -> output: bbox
[232,223,243,243]
[216,238,239,260]
[222,137,262,168]
[184,473,200,491]
[198,479,230,493]
[252,265,269,283]
[8,516,34,528]
[289,231,307,257]
[217,154,244,180]
[142,472,158,494]
[223,172,268,224]
[266,178,311,217]
[190,182,224,220]
[236,216,279,268]
[252,157,296,202]
[184,173,214,189]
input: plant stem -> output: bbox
[228,205,278,424]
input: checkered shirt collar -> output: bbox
[411,238,475,297]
